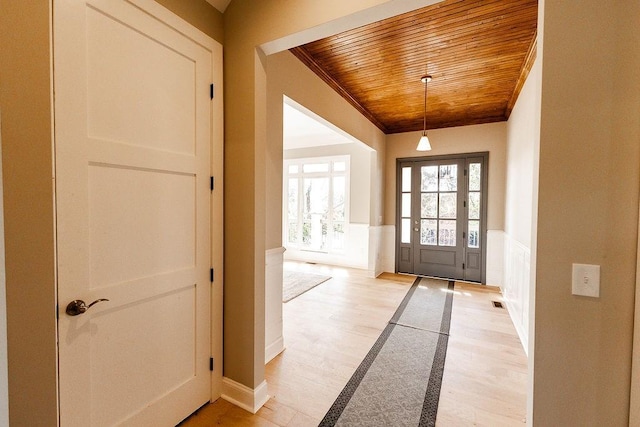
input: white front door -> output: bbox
[54,0,214,425]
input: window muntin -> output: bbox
[400,166,412,243]
[284,156,349,253]
[420,164,458,247]
[467,162,481,248]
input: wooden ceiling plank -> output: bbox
[308,25,537,76]
[310,19,537,65]
[305,1,536,57]
[289,0,539,133]
[306,0,530,51]
[289,46,388,133]
[327,41,533,79]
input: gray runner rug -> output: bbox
[319,277,454,427]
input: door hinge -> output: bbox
[463,263,466,270]
[463,231,466,239]
[464,169,468,176]
[209,357,214,371]
[210,176,214,191]
[210,83,214,99]
[464,200,466,208]
[210,268,214,282]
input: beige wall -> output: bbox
[268,50,385,249]
[223,0,406,388]
[154,0,223,44]
[502,57,541,358]
[533,0,640,424]
[0,2,58,425]
[0,1,222,425]
[505,59,540,249]
[270,50,386,228]
[385,123,507,231]
[620,2,640,422]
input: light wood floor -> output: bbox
[180,262,527,426]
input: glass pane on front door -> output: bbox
[468,220,480,248]
[439,193,457,218]
[439,165,458,191]
[402,167,412,192]
[469,163,481,191]
[421,219,437,245]
[420,164,459,247]
[400,166,412,244]
[421,166,438,191]
[438,219,456,246]
[401,219,411,244]
[469,192,480,219]
[421,193,437,218]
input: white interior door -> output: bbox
[54,0,214,425]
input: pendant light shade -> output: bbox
[417,133,431,151]
[417,74,433,151]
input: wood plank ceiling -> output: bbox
[290,0,538,134]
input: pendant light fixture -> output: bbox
[416,74,433,151]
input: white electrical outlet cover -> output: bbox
[572,263,600,298]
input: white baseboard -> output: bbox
[265,336,284,364]
[221,378,269,414]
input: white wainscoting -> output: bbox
[367,225,382,277]
[486,230,505,287]
[378,227,505,284]
[368,225,396,277]
[265,247,285,363]
[502,234,530,353]
[284,224,392,278]
[284,223,369,270]
[379,225,396,274]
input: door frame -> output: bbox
[136,0,226,406]
[207,18,225,404]
[395,152,489,283]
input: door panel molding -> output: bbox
[54,0,222,425]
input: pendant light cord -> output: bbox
[423,78,427,135]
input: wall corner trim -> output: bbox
[221,378,269,414]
